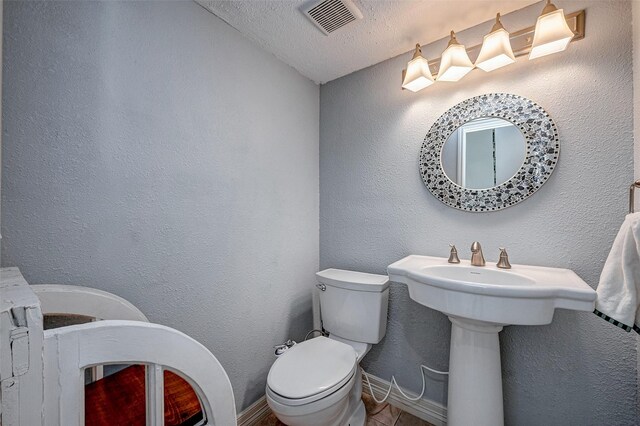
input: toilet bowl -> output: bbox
[266,337,365,426]
[266,269,389,426]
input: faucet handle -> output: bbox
[448,244,460,264]
[497,247,511,269]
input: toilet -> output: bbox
[266,268,390,426]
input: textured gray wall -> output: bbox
[320,1,637,424]
[635,1,640,207]
[0,1,2,248]
[633,1,640,418]
[1,0,319,411]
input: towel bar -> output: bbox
[629,180,640,213]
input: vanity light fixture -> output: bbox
[475,13,516,72]
[401,3,584,92]
[401,44,435,92]
[529,0,575,59]
[437,31,474,82]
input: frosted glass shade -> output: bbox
[475,28,516,72]
[437,42,474,82]
[402,56,434,92]
[529,8,574,59]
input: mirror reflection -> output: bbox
[441,117,526,189]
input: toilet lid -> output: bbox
[267,337,357,399]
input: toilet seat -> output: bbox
[266,368,356,415]
[266,337,358,406]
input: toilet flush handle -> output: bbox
[316,283,326,291]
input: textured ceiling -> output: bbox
[197,0,541,84]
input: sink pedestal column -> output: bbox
[447,316,504,426]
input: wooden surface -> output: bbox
[85,365,203,426]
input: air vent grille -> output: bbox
[304,0,363,36]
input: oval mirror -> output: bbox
[419,93,559,212]
[441,117,526,190]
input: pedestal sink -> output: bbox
[387,255,596,426]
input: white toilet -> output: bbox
[266,268,389,426]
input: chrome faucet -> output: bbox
[470,241,486,266]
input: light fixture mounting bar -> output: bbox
[423,9,585,75]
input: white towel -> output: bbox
[595,212,640,334]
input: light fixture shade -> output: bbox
[529,1,575,60]
[437,31,474,82]
[475,14,516,72]
[402,44,434,92]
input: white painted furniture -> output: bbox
[43,320,236,426]
[0,267,237,426]
[388,255,596,426]
[32,284,149,383]
[1,267,44,426]
[32,284,149,322]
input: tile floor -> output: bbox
[256,393,434,426]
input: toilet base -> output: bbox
[267,371,365,426]
[344,398,365,426]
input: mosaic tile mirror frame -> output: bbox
[419,93,559,212]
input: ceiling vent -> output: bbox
[303,0,363,36]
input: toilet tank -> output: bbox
[316,269,389,344]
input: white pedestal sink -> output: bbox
[387,255,596,426]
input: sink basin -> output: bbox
[419,264,536,287]
[388,255,596,326]
[387,254,596,426]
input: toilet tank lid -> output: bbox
[316,269,389,292]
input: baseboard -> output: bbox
[237,395,271,426]
[361,372,447,426]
